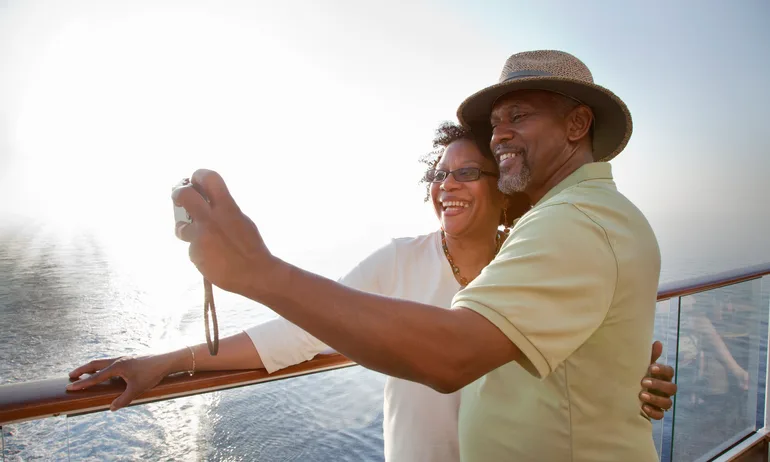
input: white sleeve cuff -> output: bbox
[244,317,334,374]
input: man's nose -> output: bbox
[491,126,513,152]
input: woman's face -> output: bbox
[429,139,505,237]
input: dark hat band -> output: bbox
[504,70,553,80]
[489,70,586,114]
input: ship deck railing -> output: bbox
[2,262,770,461]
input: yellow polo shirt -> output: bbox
[452,162,661,461]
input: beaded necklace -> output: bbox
[440,230,506,287]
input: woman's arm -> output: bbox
[66,331,264,411]
[66,241,397,410]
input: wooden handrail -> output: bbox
[1,262,769,427]
[0,354,355,426]
[656,262,770,300]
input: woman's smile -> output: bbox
[440,198,471,217]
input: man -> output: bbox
[172,50,662,460]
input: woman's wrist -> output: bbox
[164,347,196,376]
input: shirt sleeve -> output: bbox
[451,203,617,379]
[244,240,398,373]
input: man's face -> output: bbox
[489,90,574,196]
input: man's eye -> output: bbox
[491,113,527,126]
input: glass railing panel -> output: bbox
[1,414,69,461]
[56,365,386,461]
[756,274,770,429]
[672,278,768,461]
[651,298,678,461]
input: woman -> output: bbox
[68,122,676,462]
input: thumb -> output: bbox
[650,340,663,364]
[110,384,140,411]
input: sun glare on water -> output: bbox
[5,11,281,355]
[3,3,449,376]
[7,3,443,284]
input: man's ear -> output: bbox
[567,105,593,143]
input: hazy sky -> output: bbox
[1,0,768,281]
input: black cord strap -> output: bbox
[203,278,219,356]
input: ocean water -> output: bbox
[1,218,769,461]
[0,219,387,461]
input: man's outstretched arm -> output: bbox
[173,169,518,393]
[171,169,662,396]
[252,261,520,393]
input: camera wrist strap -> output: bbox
[203,278,219,355]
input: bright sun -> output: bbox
[5,2,458,283]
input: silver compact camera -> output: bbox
[172,178,193,224]
[171,177,220,356]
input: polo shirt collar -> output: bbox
[534,162,614,207]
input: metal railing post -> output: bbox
[759,276,770,428]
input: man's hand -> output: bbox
[639,340,678,420]
[172,169,276,296]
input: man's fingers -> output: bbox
[172,183,211,225]
[649,363,675,382]
[640,390,673,411]
[175,221,197,243]
[650,340,663,364]
[643,404,664,421]
[68,358,117,379]
[643,377,678,398]
[191,169,239,211]
[66,364,121,391]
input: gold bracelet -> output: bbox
[186,345,196,376]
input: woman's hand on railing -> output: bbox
[66,351,184,411]
[64,333,268,412]
[639,340,678,420]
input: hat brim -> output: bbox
[456,76,633,162]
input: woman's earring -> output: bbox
[502,208,510,235]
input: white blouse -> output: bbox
[245,230,463,462]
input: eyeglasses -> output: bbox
[424,167,498,183]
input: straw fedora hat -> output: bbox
[457,50,633,162]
